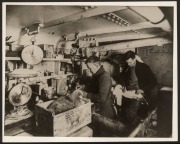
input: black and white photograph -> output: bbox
[2,1,178,142]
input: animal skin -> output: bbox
[47,90,87,114]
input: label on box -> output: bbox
[53,103,91,136]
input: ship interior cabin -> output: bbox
[4,3,175,139]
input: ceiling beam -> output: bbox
[43,6,127,28]
[80,20,171,36]
[91,37,172,52]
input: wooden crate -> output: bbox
[15,126,93,137]
[35,100,92,137]
[67,126,93,137]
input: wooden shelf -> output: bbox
[6,57,21,60]
[5,57,72,63]
[42,58,72,63]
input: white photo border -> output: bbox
[2,1,178,142]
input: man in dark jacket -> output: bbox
[79,55,115,136]
[120,51,157,125]
[82,55,115,119]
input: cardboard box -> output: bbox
[35,100,92,137]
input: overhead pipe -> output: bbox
[80,28,167,43]
[96,31,167,42]
[90,36,172,52]
[128,6,172,33]
[80,7,171,37]
[128,7,165,24]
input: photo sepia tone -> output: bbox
[2,2,178,142]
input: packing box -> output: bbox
[35,100,92,136]
[67,126,93,137]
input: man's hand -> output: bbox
[75,83,85,90]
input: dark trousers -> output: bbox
[121,97,148,126]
